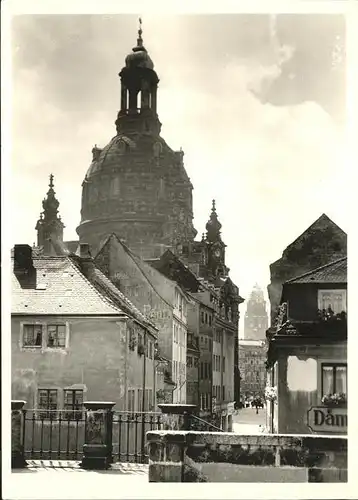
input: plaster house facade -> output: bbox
[266,258,347,435]
[94,234,190,404]
[11,243,158,413]
[239,339,267,402]
[149,243,239,430]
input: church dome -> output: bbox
[77,20,197,258]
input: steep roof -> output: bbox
[285,257,347,284]
[12,256,124,315]
[95,233,174,309]
[285,214,346,251]
[88,263,157,329]
[270,214,347,270]
[147,249,201,293]
[12,252,157,331]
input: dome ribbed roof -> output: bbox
[86,136,137,177]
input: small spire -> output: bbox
[49,174,54,189]
[137,17,143,47]
[206,199,222,242]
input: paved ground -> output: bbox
[22,459,149,474]
[6,461,150,500]
[232,406,267,434]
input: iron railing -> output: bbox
[112,411,163,463]
[189,414,224,432]
[21,409,224,464]
[23,409,86,461]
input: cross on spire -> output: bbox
[49,173,54,189]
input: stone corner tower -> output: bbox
[76,19,197,258]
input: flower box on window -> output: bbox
[321,392,347,407]
[264,385,277,404]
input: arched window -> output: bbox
[153,142,163,158]
[137,91,142,110]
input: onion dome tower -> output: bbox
[205,200,228,278]
[35,174,65,255]
[77,19,197,258]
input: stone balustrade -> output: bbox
[147,430,347,482]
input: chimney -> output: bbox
[13,244,36,286]
[14,244,35,274]
[79,243,95,279]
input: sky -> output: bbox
[10,13,347,327]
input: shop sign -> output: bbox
[307,406,347,433]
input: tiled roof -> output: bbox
[12,256,124,315]
[285,257,347,284]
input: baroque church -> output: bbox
[33,22,244,406]
[76,23,197,259]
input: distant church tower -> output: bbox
[244,284,268,340]
[76,20,197,258]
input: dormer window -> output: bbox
[118,140,128,154]
[318,290,347,314]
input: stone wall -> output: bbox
[147,430,347,482]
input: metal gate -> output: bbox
[22,409,163,464]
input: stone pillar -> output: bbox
[228,414,233,432]
[12,400,27,468]
[147,432,186,482]
[81,401,115,470]
[158,404,197,431]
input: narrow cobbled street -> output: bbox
[232,406,266,434]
